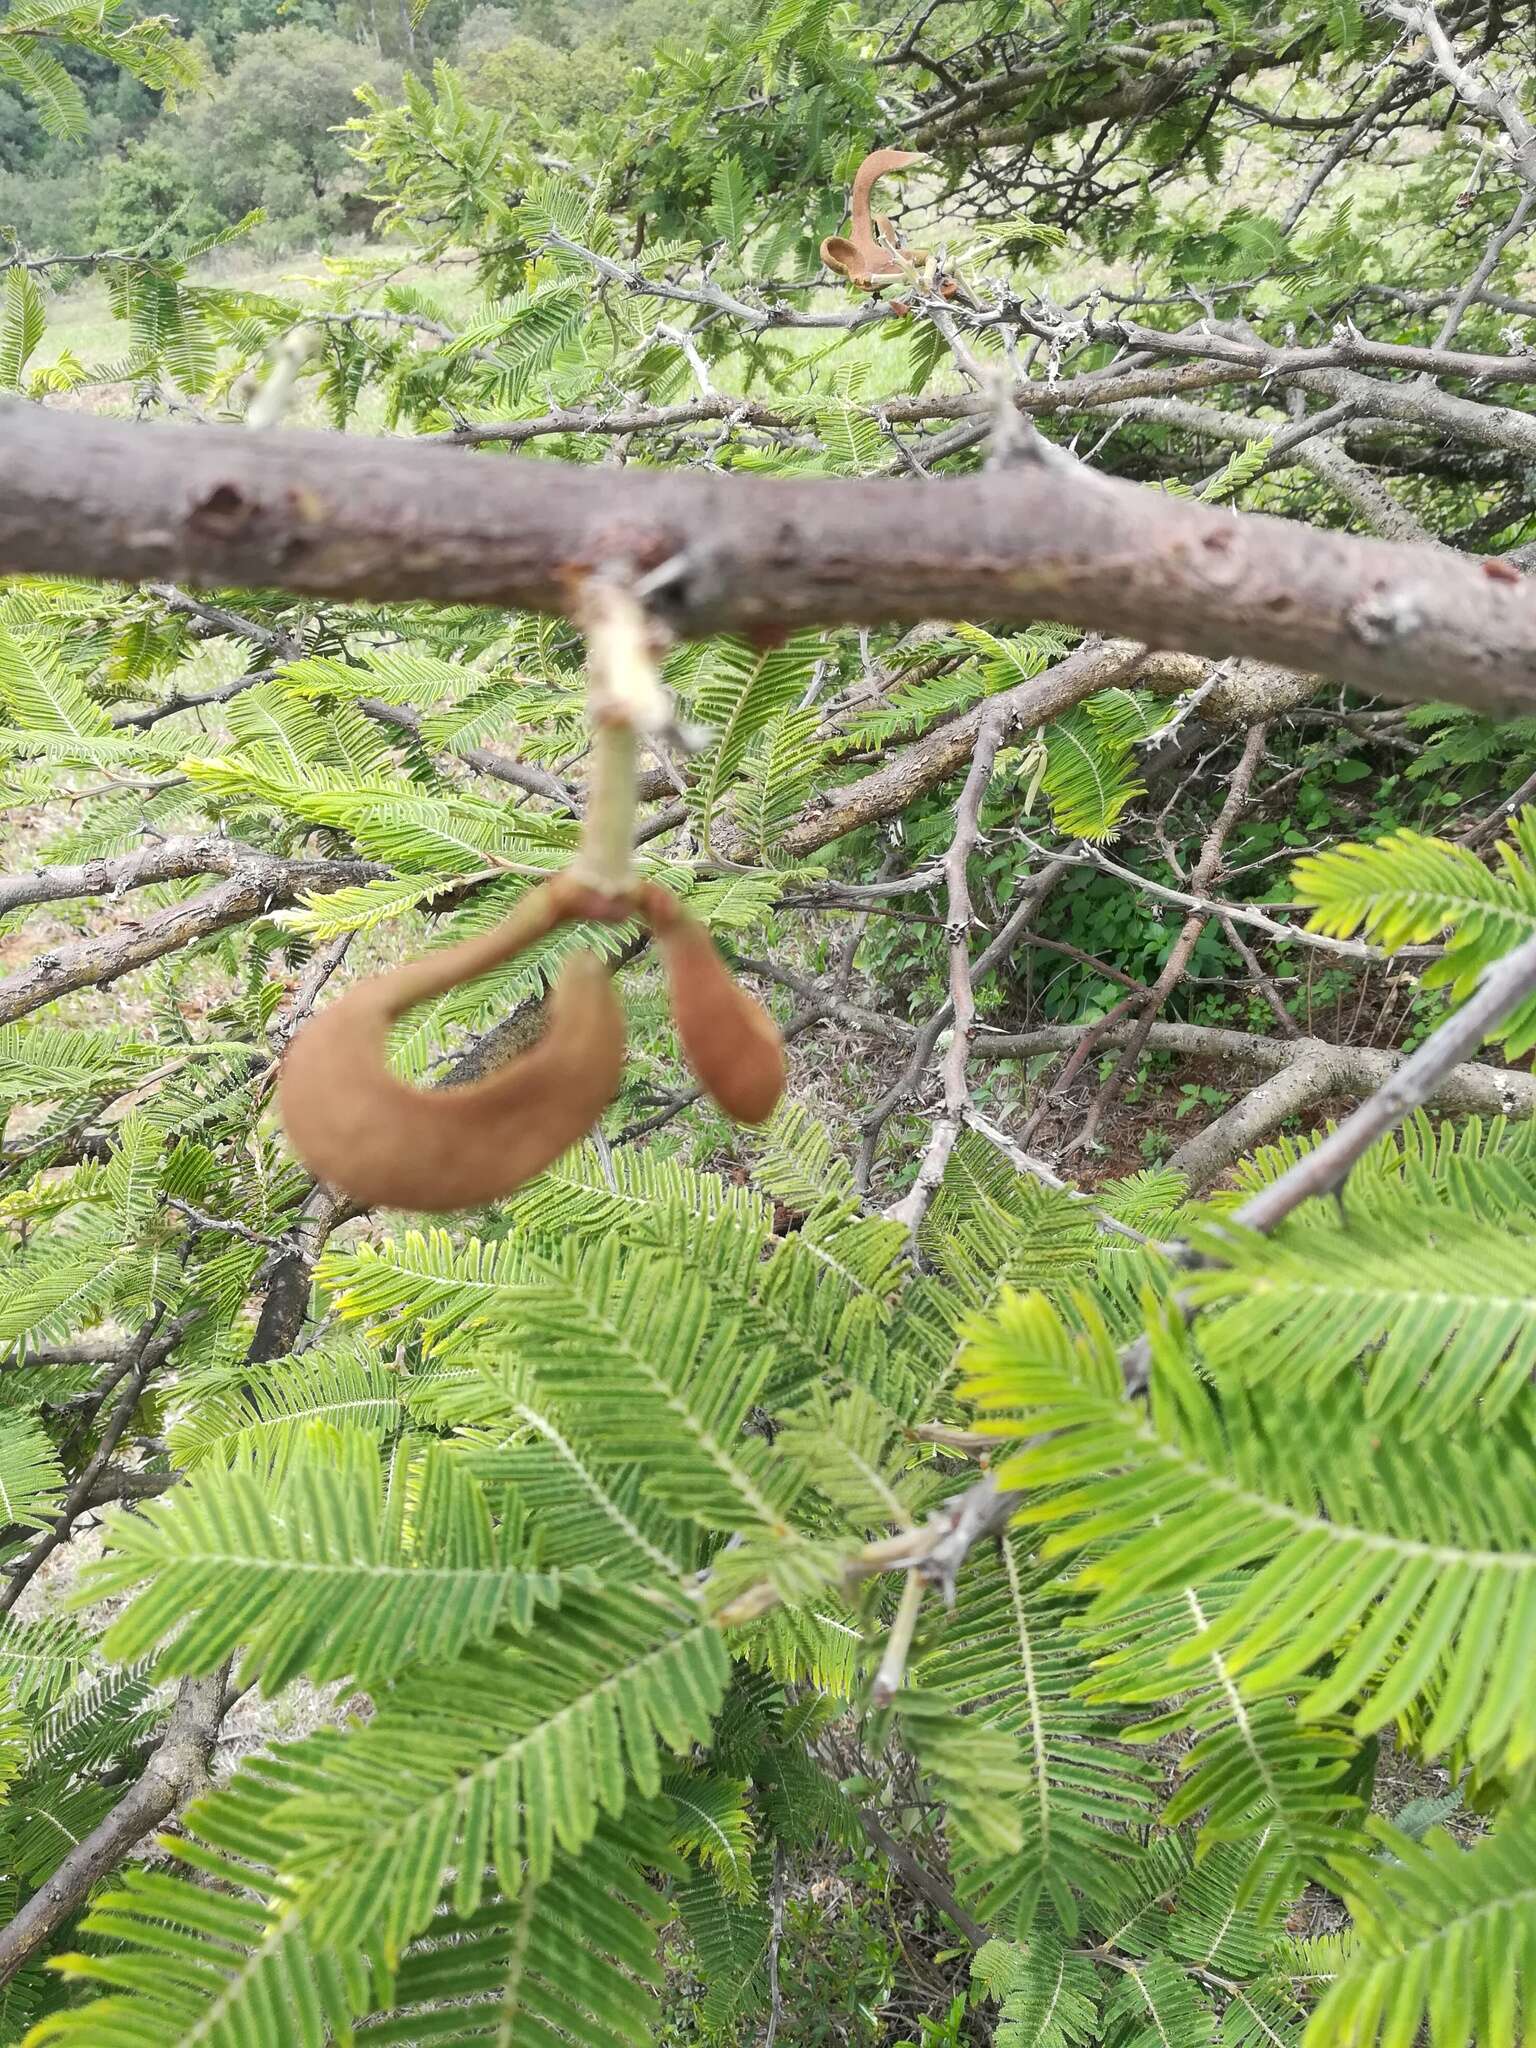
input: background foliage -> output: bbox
[4,0,1536,2039]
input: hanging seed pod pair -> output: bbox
[278,581,785,1214]
[278,872,785,1211]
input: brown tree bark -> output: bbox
[5,403,1536,715]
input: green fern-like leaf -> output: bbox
[962,1289,1536,1775]
[708,155,755,247]
[686,634,825,849]
[0,1615,95,1713]
[915,1534,1157,1932]
[0,267,45,393]
[83,1426,567,1689]
[0,621,112,737]
[1195,435,1275,503]
[32,1768,673,2047]
[1101,1951,1217,2046]
[1292,813,1536,1054]
[1184,1208,1536,1432]
[17,1661,157,1788]
[167,1342,404,1476]
[1038,704,1146,840]
[0,1419,62,1533]
[665,1768,758,1899]
[973,1930,1101,2045]
[777,1384,938,1536]
[673,1859,773,2031]
[0,34,87,140]
[465,1404,699,1583]
[952,622,1076,688]
[729,707,825,860]
[1307,1806,1536,2047]
[486,1237,804,1533]
[0,1683,25,1796]
[270,1589,728,1953]
[443,281,588,406]
[1079,1575,1358,1915]
[0,1116,167,1353]
[834,664,990,752]
[1220,1110,1536,1226]
[894,1686,1035,1864]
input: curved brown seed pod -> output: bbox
[278,876,627,1210]
[639,884,785,1125]
[821,148,924,287]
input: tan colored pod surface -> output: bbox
[279,875,627,1209]
[641,884,786,1125]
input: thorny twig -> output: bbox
[855,857,1072,1190]
[1070,721,1269,1151]
[1233,924,1536,1229]
[1108,922,1536,1393]
[0,1308,202,1616]
[886,709,1007,1238]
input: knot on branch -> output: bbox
[1349,584,1425,645]
[188,482,258,540]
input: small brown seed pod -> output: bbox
[820,148,926,289]
[638,883,786,1125]
[278,876,626,1211]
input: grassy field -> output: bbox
[32,242,490,429]
[31,231,970,437]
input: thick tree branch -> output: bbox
[0,836,283,916]
[7,406,1536,716]
[965,1018,1536,1181]
[0,856,385,1026]
[763,642,1200,858]
[0,1339,126,1370]
[0,1670,227,1989]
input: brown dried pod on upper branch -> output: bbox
[821,149,928,290]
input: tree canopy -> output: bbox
[3,0,1536,2041]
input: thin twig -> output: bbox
[1071,722,1268,1150]
[163,1199,286,1251]
[1233,925,1536,1229]
[857,858,1070,1189]
[1023,836,1435,962]
[0,1309,200,1616]
[886,710,1006,1236]
[871,1571,928,1708]
[0,857,385,1027]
